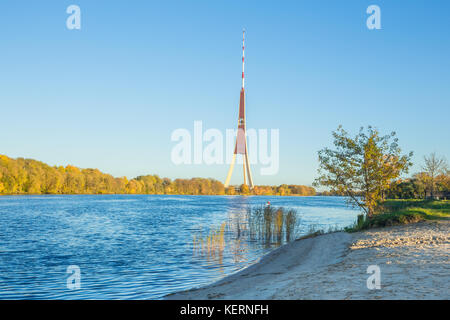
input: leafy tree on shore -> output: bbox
[385,171,450,200]
[314,126,413,217]
[240,184,250,195]
[422,153,448,199]
[412,172,428,199]
[386,180,416,199]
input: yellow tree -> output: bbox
[240,184,250,195]
[315,126,412,217]
[422,153,448,199]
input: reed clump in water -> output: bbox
[248,206,299,243]
[193,206,300,259]
[193,222,226,257]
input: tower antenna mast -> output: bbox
[242,29,245,89]
[224,29,254,190]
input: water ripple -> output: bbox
[0,195,359,299]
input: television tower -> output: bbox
[224,30,254,189]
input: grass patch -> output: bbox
[381,199,450,218]
[346,199,450,232]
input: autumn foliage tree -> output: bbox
[421,153,448,199]
[314,126,413,217]
[386,154,450,199]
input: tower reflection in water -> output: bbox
[192,197,298,276]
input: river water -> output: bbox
[0,195,360,299]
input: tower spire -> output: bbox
[242,29,245,89]
[224,30,254,190]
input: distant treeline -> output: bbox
[385,173,449,200]
[0,155,315,196]
[318,173,450,200]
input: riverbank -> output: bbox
[166,220,449,299]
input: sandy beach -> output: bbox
[166,220,449,300]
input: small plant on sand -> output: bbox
[345,212,424,232]
[345,214,367,232]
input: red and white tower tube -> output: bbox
[224,29,254,189]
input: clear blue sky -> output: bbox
[1,0,449,186]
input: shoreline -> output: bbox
[166,220,449,300]
[0,194,325,197]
